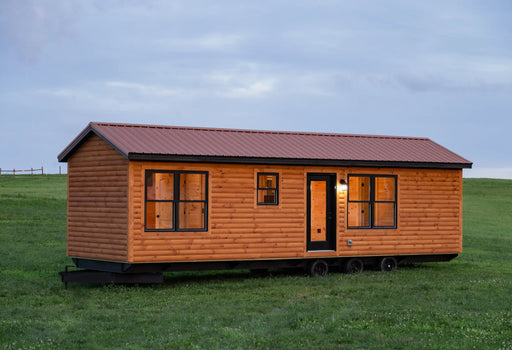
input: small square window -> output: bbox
[257,173,279,205]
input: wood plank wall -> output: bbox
[67,134,129,261]
[128,161,462,263]
[341,168,462,257]
[129,163,322,262]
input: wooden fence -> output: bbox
[0,167,45,176]
[0,166,67,176]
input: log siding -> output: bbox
[126,161,462,263]
[67,134,129,261]
[341,168,462,256]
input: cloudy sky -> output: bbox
[1,1,511,177]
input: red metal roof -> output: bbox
[58,122,472,168]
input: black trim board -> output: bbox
[73,258,133,273]
[128,153,472,169]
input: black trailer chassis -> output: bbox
[59,254,458,287]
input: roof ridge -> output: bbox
[90,122,428,141]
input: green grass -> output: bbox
[1,175,511,349]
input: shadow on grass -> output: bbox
[161,267,307,286]
[159,262,445,286]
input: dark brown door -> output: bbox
[307,174,336,251]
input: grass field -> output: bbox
[0,175,511,349]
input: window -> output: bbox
[348,175,396,229]
[257,173,279,205]
[145,170,208,231]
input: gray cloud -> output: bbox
[0,0,79,63]
[396,56,512,92]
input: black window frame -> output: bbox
[144,170,208,232]
[347,174,397,229]
[257,172,279,206]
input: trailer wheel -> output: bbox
[379,257,397,272]
[344,258,364,274]
[309,260,329,277]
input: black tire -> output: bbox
[309,260,329,277]
[344,258,364,274]
[379,257,398,272]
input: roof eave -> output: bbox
[127,153,473,169]
[57,123,129,162]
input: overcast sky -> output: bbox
[1,1,511,177]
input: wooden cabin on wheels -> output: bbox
[58,122,472,284]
